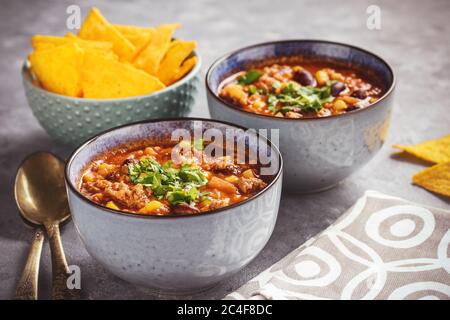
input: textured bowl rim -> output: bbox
[65,117,283,220]
[205,39,396,122]
[22,50,202,102]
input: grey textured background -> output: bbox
[0,0,449,299]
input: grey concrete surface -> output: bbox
[0,0,449,299]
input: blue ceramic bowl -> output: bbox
[65,118,283,293]
[22,51,201,146]
[206,40,395,192]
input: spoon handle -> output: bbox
[46,223,80,300]
[14,229,44,300]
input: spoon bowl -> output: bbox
[15,152,70,226]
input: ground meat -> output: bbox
[84,180,149,209]
[286,111,302,118]
[209,198,230,210]
[205,157,242,175]
[254,74,278,91]
[237,177,267,193]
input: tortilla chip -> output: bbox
[113,24,151,34]
[81,53,165,98]
[167,56,197,85]
[65,32,77,39]
[32,35,117,60]
[393,134,450,164]
[133,23,180,75]
[32,34,112,51]
[29,43,84,97]
[113,25,154,57]
[78,7,135,61]
[156,40,196,84]
[86,48,118,61]
[413,162,450,197]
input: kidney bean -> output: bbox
[352,89,367,99]
[293,70,316,86]
[331,81,346,96]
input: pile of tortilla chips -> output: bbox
[393,134,450,197]
[28,7,197,98]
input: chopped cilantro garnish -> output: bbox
[128,158,208,205]
[237,70,263,85]
[267,82,335,113]
[267,94,279,113]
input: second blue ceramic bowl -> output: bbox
[206,40,395,192]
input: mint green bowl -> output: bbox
[22,52,201,146]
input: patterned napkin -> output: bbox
[226,191,450,300]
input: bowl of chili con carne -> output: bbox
[206,40,395,192]
[65,118,282,293]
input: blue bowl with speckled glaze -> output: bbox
[65,118,282,293]
[22,51,201,146]
[206,40,395,192]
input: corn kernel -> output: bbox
[225,175,239,184]
[242,169,254,179]
[253,100,265,109]
[315,70,329,86]
[83,174,94,183]
[97,163,113,176]
[330,71,345,82]
[342,96,360,105]
[333,99,347,111]
[106,201,119,210]
[139,200,163,214]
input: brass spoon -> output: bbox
[14,152,80,300]
[13,229,44,299]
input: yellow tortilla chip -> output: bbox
[133,23,180,75]
[113,25,154,58]
[81,53,165,98]
[29,43,84,97]
[157,40,196,85]
[413,162,450,197]
[65,32,77,39]
[32,34,113,51]
[32,35,117,61]
[85,48,118,61]
[114,24,152,34]
[393,134,450,164]
[167,56,197,85]
[78,7,135,61]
